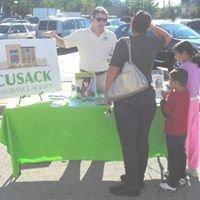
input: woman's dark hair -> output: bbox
[131,10,152,34]
[173,41,200,68]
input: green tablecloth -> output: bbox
[0,100,167,177]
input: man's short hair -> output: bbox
[91,6,108,18]
[169,68,188,86]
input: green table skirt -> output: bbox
[0,101,167,177]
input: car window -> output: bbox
[160,23,200,39]
[0,25,10,33]
[27,17,39,24]
[159,24,173,35]
[10,25,26,33]
[38,21,48,30]
[84,18,91,27]
[75,19,86,29]
[119,24,129,32]
[18,25,27,33]
[108,19,125,26]
[26,25,33,31]
[62,20,75,30]
[48,21,57,30]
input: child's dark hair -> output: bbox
[173,41,200,68]
[169,68,188,86]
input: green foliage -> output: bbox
[12,0,33,17]
[125,0,158,16]
[0,0,13,17]
[95,0,112,7]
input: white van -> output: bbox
[36,17,90,38]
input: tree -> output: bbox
[12,0,33,17]
[95,0,112,8]
[0,0,13,17]
[125,0,158,16]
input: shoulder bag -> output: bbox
[107,38,149,101]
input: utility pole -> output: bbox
[163,0,166,19]
[46,0,49,17]
[168,0,171,7]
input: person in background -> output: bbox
[46,6,117,93]
[159,68,189,191]
[104,10,172,197]
[173,41,200,177]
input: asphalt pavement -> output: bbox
[0,53,199,200]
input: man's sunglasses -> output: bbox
[95,17,107,22]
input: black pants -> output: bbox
[166,134,186,187]
[114,87,156,190]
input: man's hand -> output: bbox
[44,31,57,38]
[44,31,66,48]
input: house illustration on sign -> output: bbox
[0,44,48,69]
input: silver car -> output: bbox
[0,23,36,39]
[36,17,90,38]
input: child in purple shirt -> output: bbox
[173,41,200,177]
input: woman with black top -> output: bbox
[104,11,172,197]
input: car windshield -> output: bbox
[159,23,200,39]
[0,25,10,33]
[26,25,34,31]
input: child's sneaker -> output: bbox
[179,178,186,186]
[186,169,198,177]
[159,182,177,191]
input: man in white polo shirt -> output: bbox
[47,6,117,92]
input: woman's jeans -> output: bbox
[114,87,156,190]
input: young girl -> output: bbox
[173,41,200,177]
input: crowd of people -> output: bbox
[47,6,200,197]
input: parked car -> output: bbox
[176,18,200,34]
[0,23,36,39]
[24,15,39,24]
[9,19,29,24]
[187,20,200,34]
[106,18,125,26]
[36,17,90,38]
[114,20,200,71]
[106,25,119,32]
[106,18,125,33]
[0,17,16,23]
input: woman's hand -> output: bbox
[161,90,170,100]
[104,97,112,106]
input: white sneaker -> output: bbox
[186,169,198,177]
[163,169,169,177]
[179,178,186,186]
[159,182,177,191]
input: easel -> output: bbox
[18,92,44,105]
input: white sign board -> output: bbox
[0,39,61,99]
[152,70,164,98]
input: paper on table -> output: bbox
[50,99,69,108]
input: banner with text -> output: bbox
[0,39,61,99]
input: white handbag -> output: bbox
[107,38,149,102]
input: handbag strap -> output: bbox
[124,37,150,85]
[124,38,133,64]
